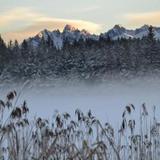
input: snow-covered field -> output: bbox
[1,77,160,127]
[1,78,160,159]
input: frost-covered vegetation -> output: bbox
[0,90,160,160]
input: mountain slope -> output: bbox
[101,25,160,40]
[26,24,160,50]
[27,24,99,49]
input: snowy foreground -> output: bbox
[0,78,160,159]
[1,78,160,124]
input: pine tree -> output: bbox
[148,25,154,42]
[0,35,9,75]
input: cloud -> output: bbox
[0,8,41,32]
[35,17,101,33]
[0,7,102,42]
[68,6,101,13]
[123,11,160,28]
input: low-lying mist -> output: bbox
[1,77,160,127]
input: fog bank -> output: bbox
[0,78,160,129]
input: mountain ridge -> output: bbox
[26,24,160,50]
[1,24,160,82]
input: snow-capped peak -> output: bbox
[101,24,133,40]
[63,24,77,32]
[113,24,125,30]
[37,29,51,40]
[140,24,149,30]
[101,24,160,40]
[26,24,160,50]
[62,24,99,44]
[26,25,99,49]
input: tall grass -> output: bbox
[0,91,159,160]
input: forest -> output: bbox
[0,26,160,83]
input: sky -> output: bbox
[1,0,160,42]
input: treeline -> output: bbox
[0,26,160,82]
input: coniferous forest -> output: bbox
[0,26,160,83]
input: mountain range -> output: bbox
[26,24,160,50]
[1,24,160,82]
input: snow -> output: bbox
[154,30,160,40]
[27,24,99,49]
[63,24,77,32]
[2,78,160,130]
[62,24,98,44]
[50,31,63,49]
[102,25,160,40]
[26,24,160,50]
